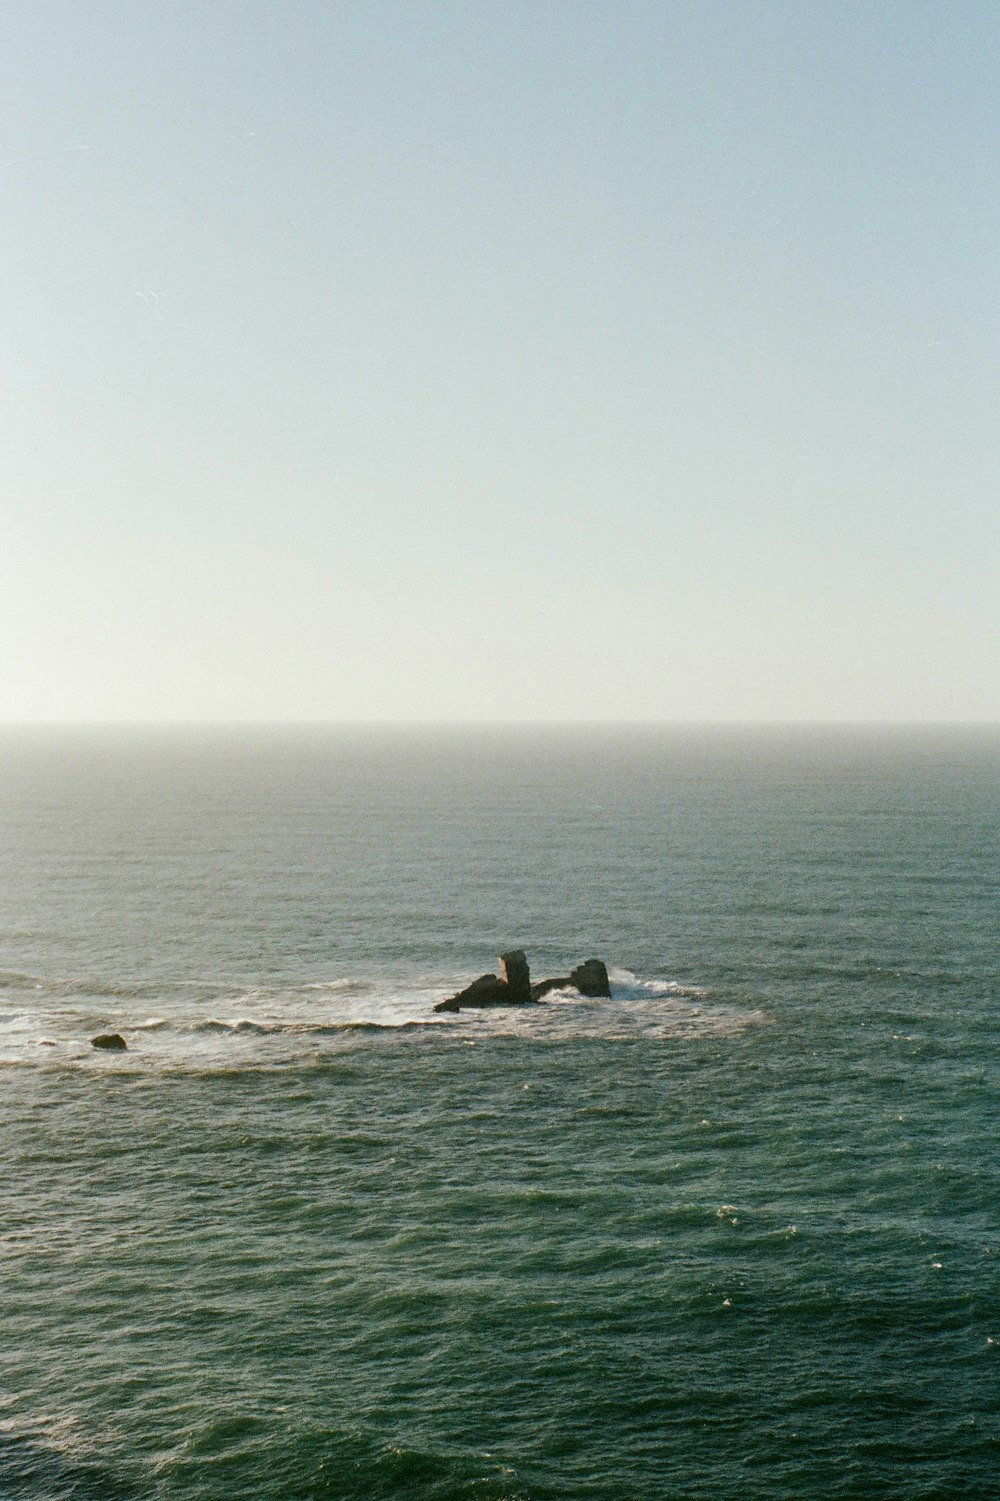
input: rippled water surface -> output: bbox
[1,725,997,1499]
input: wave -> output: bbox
[1,964,704,1012]
[193,1016,439,1037]
[610,967,709,1000]
[299,979,375,994]
[0,1426,139,1501]
[197,1018,276,1035]
[0,970,60,994]
[0,969,377,1004]
[0,969,230,1001]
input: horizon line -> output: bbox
[0,718,997,730]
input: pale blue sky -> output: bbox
[3,1,998,719]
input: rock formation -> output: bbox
[434,951,611,1012]
[91,1033,127,1051]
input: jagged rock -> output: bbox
[530,976,571,1000]
[569,959,611,998]
[434,974,512,1012]
[91,1033,127,1051]
[498,949,531,1003]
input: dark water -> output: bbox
[1,725,997,1499]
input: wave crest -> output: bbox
[610,967,709,999]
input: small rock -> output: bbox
[91,1033,127,1052]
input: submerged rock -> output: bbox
[530,975,571,1000]
[91,1033,127,1051]
[569,959,611,998]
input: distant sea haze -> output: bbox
[1,724,997,1500]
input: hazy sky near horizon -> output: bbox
[4,1,998,720]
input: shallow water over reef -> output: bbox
[1,725,998,1499]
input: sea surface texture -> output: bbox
[1,726,997,1500]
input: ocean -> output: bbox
[1,724,997,1500]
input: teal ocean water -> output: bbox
[1,725,997,1500]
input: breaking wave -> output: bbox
[194,1017,440,1037]
[609,967,710,1000]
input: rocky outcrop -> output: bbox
[91,1033,127,1051]
[569,959,611,998]
[434,951,611,1012]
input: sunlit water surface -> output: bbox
[1,726,997,1499]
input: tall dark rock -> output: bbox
[498,949,531,1003]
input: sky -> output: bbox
[3,0,998,721]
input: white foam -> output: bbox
[0,964,763,1070]
[300,978,376,994]
[197,1017,272,1034]
[610,967,709,999]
